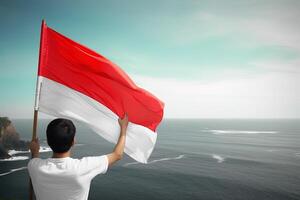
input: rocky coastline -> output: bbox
[0,117,29,159]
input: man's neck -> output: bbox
[52,151,71,158]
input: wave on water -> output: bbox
[0,156,29,161]
[295,153,300,157]
[212,154,225,163]
[123,155,185,167]
[7,150,29,155]
[75,143,85,146]
[2,146,52,162]
[0,167,27,177]
[39,146,52,153]
[7,146,52,156]
[207,130,278,135]
[266,149,279,152]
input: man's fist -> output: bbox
[118,113,129,132]
[29,138,40,157]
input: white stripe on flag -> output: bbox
[38,76,157,163]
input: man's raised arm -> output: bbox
[107,114,128,167]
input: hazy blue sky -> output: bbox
[0,0,299,118]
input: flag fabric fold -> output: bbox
[36,21,164,163]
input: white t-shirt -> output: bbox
[28,155,108,200]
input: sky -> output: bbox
[0,0,299,119]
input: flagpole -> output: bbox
[29,19,46,200]
[29,110,38,200]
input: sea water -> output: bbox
[0,119,299,200]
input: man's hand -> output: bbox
[29,138,40,158]
[107,114,129,167]
[118,113,129,133]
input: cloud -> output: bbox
[130,68,300,118]
[143,1,300,51]
[252,59,300,74]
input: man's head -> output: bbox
[46,118,76,153]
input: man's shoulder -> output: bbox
[79,155,108,163]
[28,157,42,164]
[77,155,109,176]
[28,157,72,167]
[27,158,43,171]
[27,156,107,168]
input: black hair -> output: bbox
[46,118,76,153]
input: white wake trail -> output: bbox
[0,167,27,177]
[208,130,277,135]
[124,155,185,167]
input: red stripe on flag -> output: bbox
[38,23,164,132]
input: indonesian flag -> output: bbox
[35,20,164,163]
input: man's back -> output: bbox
[28,156,108,200]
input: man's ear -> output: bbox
[72,138,76,146]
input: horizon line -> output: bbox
[7,117,300,120]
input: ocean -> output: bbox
[0,119,300,200]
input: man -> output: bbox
[28,114,128,200]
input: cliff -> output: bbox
[0,117,30,159]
